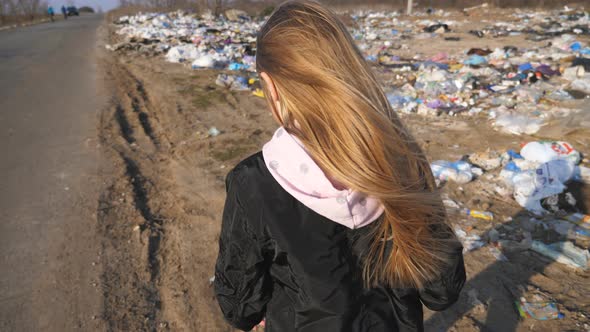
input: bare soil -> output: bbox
[97,49,276,331]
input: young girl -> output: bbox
[214,1,465,331]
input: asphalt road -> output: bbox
[0,15,105,331]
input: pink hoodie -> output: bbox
[262,127,384,229]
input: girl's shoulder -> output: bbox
[230,151,265,173]
[225,151,283,200]
[226,151,267,185]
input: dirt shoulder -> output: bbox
[97,22,276,329]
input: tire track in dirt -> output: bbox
[98,58,169,331]
[97,57,238,331]
[99,22,276,328]
[115,105,135,144]
[121,154,163,283]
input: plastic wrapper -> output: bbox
[494,114,544,135]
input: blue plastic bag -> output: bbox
[464,55,487,66]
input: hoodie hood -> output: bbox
[262,127,384,229]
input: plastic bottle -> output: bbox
[430,161,473,184]
[228,62,249,70]
[464,209,494,221]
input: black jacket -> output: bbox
[214,152,466,331]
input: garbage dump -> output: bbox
[107,6,590,328]
[109,8,590,133]
[109,11,259,72]
[348,9,590,137]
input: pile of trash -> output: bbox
[109,10,260,72]
[381,42,589,136]
[109,8,590,126]
[483,8,590,39]
[386,37,589,127]
[433,140,589,213]
[348,7,590,135]
[436,140,590,273]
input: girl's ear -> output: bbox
[260,71,283,125]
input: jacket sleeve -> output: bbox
[214,168,273,331]
[418,239,466,311]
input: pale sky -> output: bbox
[48,0,119,12]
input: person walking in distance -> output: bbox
[213,1,466,331]
[47,6,55,22]
[61,5,68,20]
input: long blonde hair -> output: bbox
[256,0,454,289]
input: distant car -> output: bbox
[67,6,79,16]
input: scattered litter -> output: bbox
[468,151,502,171]
[252,88,265,98]
[111,9,590,136]
[216,74,250,91]
[512,160,577,214]
[516,299,565,320]
[488,246,508,261]
[431,160,474,184]
[563,213,590,229]
[465,209,494,221]
[454,227,485,253]
[494,114,544,136]
[224,9,248,22]
[530,240,589,269]
[208,127,221,137]
[443,199,460,209]
[165,45,197,63]
[424,23,450,33]
[520,141,581,164]
[464,54,487,66]
[191,54,216,69]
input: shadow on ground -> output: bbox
[425,183,589,332]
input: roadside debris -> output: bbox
[516,298,565,320]
[531,240,589,269]
[431,160,478,184]
[465,209,494,221]
[454,226,485,253]
[208,127,221,137]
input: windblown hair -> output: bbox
[256,0,455,289]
